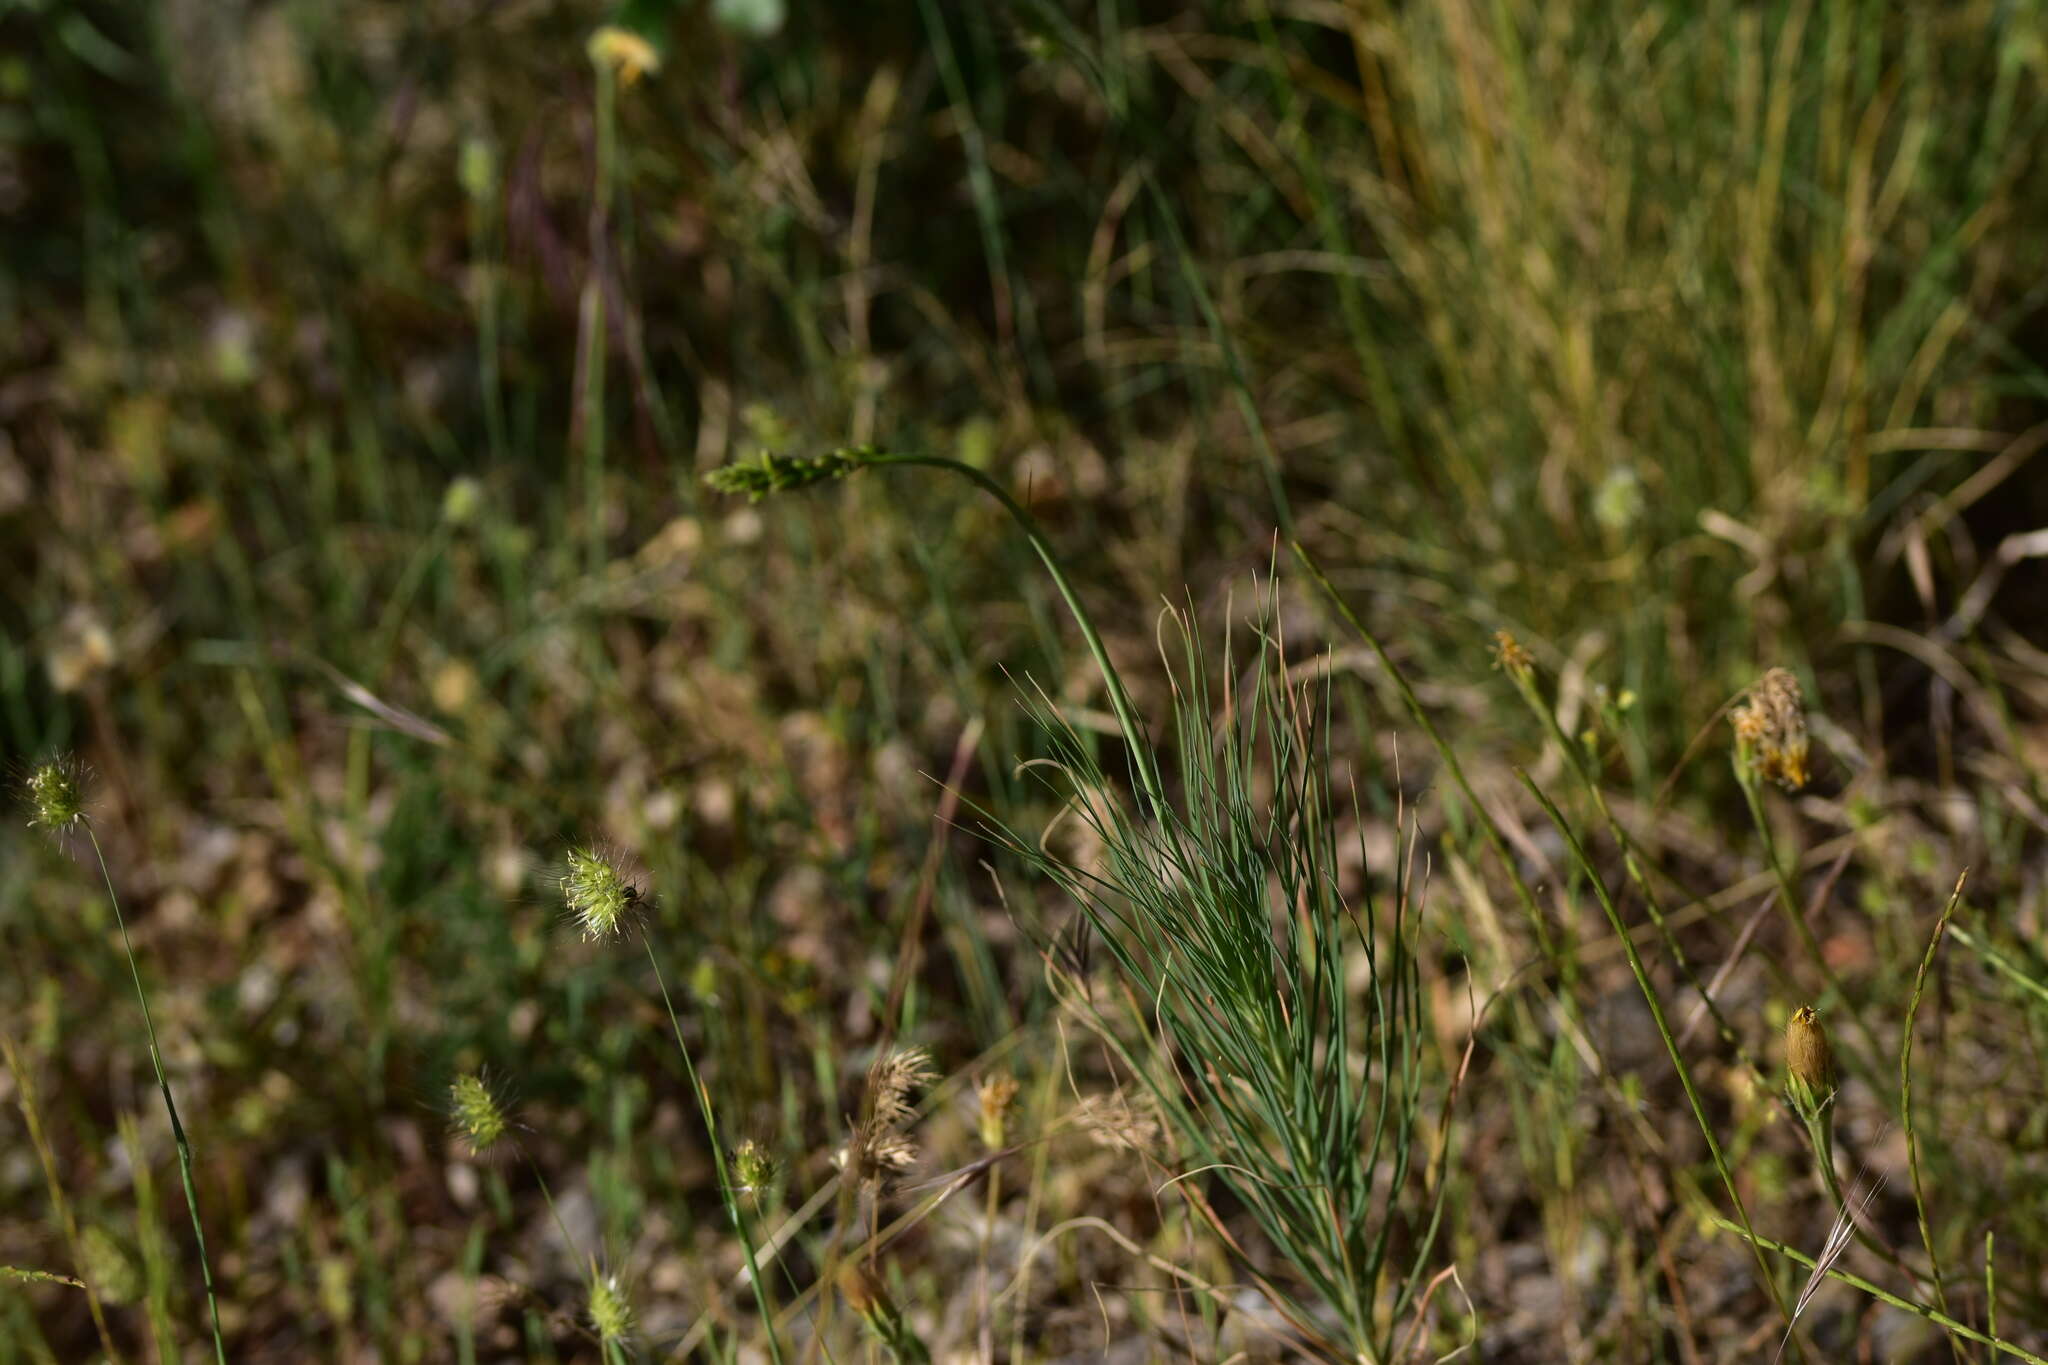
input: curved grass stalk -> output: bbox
[85,826,228,1364]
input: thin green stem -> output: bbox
[861,453,1164,813]
[87,825,227,1365]
[1295,544,1555,956]
[642,933,788,1365]
[1736,766,1887,1077]
[1713,1217,2047,1365]
[1518,775,1802,1350]
[1503,666,1765,1079]
[1904,874,1968,1359]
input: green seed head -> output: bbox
[587,1269,633,1344]
[562,845,638,942]
[24,757,87,832]
[732,1138,777,1199]
[449,1072,509,1155]
[703,447,883,502]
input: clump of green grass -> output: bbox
[708,448,1450,1361]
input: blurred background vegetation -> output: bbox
[4,0,2048,1359]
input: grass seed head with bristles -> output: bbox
[23,755,89,833]
[836,1047,935,1188]
[559,844,642,943]
[586,1264,633,1346]
[868,1046,936,1127]
[1733,668,1811,790]
[447,1071,512,1160]
[730,1138,778,1203]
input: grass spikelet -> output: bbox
[560,844,642,942]
[834,1047,936,1187]
[586,1264,634,1348]
[447,1071,512,1159]
[1775,1168,1886,1363]
[23,755,90,832]
[869,1046,936,1127]
[703,446,882,501]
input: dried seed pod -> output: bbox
[1786,1005,1835,1098]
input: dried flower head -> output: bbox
[1073,1092,1160,1153]
[1785,1005,1835,1102]
[23,756,88,832]
[869,1047,936,1128]
[560,845,640,942]
[586,25,661,85]
[1490,630,1534,682]
[1733,668,1810,790]
[586,1266,633,1344]
[836,1047,936,1187]
[448,1072,511,1157]
[975,1072,1020,1151]
[704,446,883,502]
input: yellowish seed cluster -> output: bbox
[1732,668,1810,790]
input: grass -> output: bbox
[6,0,2048,1360]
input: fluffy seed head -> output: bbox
[1786,1005,1835,1099]
[24,756,88,831]
[561,845,639,941]
[449,1072,510,1156]
[587,1269,633,1344]
[1733,668,1810,789]
[869,1047,936,1128]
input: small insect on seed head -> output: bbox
[560,844,641,942]
[23,755,89,833]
